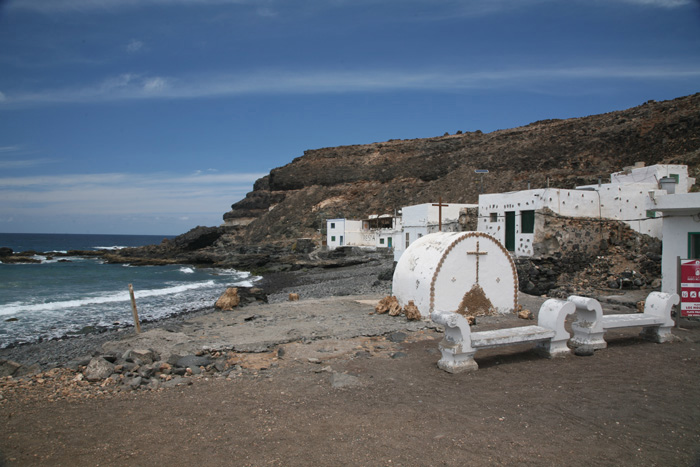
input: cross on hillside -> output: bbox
[432,197,448,232]
[467,240,488,284]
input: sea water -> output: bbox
[0,233,259,348]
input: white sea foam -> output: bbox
[94,245,127,250]
[180,267,195,274]
[0,280,217,316]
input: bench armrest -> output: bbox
[644,292,679,328]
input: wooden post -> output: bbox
[432,197,448,232]
[676,256,681,328]
[128,283,142,334]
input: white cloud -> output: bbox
[9,0,692,15]
[613,0,691,6]
[9,0,253,13]
[0,92,6,102]
[0,171,265,224]
[1,64,699,107]
[126,39,144,53]
[0,158,55,169]
[0,145,21,153]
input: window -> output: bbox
[331,236,336,242]
[405,232,410,247]
[670,174,680,183]
[646,210,656,219]
[490,213,498,222]
[330,222,335,229]
[380,238,385,245]
[521,210,535,234]
[689,233,700,259]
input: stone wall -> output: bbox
[519,209,662,296]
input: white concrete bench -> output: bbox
[569,292,679,350]
[430,299,576,373]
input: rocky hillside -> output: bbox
[225,93,700,244]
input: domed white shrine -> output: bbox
[392,232,518,318]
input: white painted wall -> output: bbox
[394,202,476,261]
[647,193,700,294]
[477,164,694,257]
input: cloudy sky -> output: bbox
[0,0,698,235]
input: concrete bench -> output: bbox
[569,292,679,350]
[430,299,576,373]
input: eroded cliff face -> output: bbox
[224,93,700,245]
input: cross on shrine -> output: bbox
[467,240,488,284]
[432,197,448,232]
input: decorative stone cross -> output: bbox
[467,240,488,284]
[432,197,448,232]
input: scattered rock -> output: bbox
[175,355,212,369]
[289,293,300,301]
[388,332,407,343]
[517,309,533,320]
[636,300,645,313]
[84,357,116,382]
[404,301,421,321]
[0,359,22,377]
[215,287,241,311]
[390,352,408,359]
[375,295,401,316]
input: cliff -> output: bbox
[224,93,700,245]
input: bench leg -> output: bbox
[640,325,674,343]
[570,323,607,350]
[437,340,478,373]
[536,338,571,358]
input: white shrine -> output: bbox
[392,231,518,319]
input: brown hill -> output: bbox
[224,93,700,245]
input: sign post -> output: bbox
[679,258,700,319]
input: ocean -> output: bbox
[0,233,259,348]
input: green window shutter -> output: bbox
[521,210,535,234]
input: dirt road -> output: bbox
[1,311,698,466]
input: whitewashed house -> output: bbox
[478,164,695,257]
[393,202,477,261]
[646,192,700,295]
[326,214,402,250]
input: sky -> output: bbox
[0,0,699,236]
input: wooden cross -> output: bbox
[432,197,448,232]
[467,240,488,284]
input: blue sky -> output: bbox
[0,0,698,235]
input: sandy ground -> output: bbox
[1,289,699,466]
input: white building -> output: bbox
[326,214,402,250]
[393,202,477,261]
[478,164,695,257]
[646,192,700,295]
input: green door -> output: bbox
[505,211,515,251]
[387,237,392,248]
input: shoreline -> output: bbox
[0,257,396,371]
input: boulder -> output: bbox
[84,357,116,382]
[215,288,240,311]
[175,355,212,369]
[404,301,421,321]
[0,359,22,377]
[375,296,402,316]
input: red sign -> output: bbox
[680,259,700,317]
